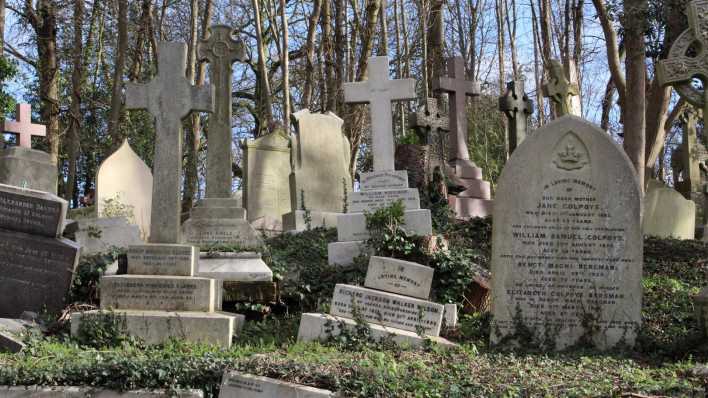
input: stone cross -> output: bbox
[499,79,533,154]
[682,108,703,193]
[344,56,416,171]
[198,25,246,199]
[125,42,214,244]
[3,104,46,148]
[542,59,579,116]
[409,97,449,137]
[433,56,480,163]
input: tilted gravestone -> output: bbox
[499,79,533,154]
[490,115,642,350]
[643,180,696,240]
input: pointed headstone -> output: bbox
[542,60,579,117]
[3,104,46,148]
[499,79,533,154]
[125,42,214,243]
[344,56,416,171]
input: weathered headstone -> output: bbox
[490,115,642,350]
[499,78,533,154]
[404,98,450,188]
[283,109,352,231]
[643,181,696,239]
[74,217,144,255]
[96,140,153,239]
[543,60,580,117]
[0,184,80,318]
[434,56,493,219]
[219,372,336,398]
[0,104,56,193]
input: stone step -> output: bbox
[330,284,444,336]
[364,256,433,299]
[348,188,420,213]
[450,159,483,179]
[99,275,219,312]
[336,209,432,242]
[448,196,494,219]
[457,179,491,199]
[219,371,336,398]
[297,313,457,349]
[71,310,241,348]
[181,218,263,248]
[198,252,273,282]
[359,170,409,190]
[127,244,198,276]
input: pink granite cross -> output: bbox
[3,104,46,148]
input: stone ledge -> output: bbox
[336,209,432,241]
[198,255,272,282]
[100,275,219,312]
[127,244,197,276]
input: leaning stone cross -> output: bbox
[198,25,246,199]
[433,56,480,163]
[542,59,579,116]
[3,103,46,148]
[344,56,416,171]
[499,78,533,154]
[125,42,214,244]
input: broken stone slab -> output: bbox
[219,371,336,398]
[99,275,220,312]
[347,188,420,213]
[336,209,432,241]
[0,183,67,238]
[0,386,204,398]
[127,244,198,276]
[359,170,409,190]
[327,241,369,266]
[0,318,33,353]
[364,256,433,299]
[71,310,241,348]
[297,312,457,349]
[198,252,273,282]
[330,284,444,336]
[642,184,696,240]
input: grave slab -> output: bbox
[0,386,203,398]
[198,252,273,282]
[327,241,368,266]
[444,304,458,328]
[99,275,218,312]
[75,217,144,254]
[330,284,444,336]
[348,188,420,213]
[364,256,433,299]
[182,218,263,248]
[0,147,57,194]
[219,371,336,398]
[71,310,240,348]
[127,244,198,276]
[0,183,67,238]
[360,170,409,190]
[283,210,340,231]
[642,185,696,239]
[336,209,432,241]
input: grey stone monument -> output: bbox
[499,78,533,154]
[542,60,579,117]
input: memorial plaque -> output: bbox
[348,188,420,213]
[359,170,409,191]
[100,275,218,312]
[330,284,444,336]
[182,219,264,248]
[490,115,642,350]
[364,256,434,299]
[219,371,335,398]
[0,183,66,237]
[0,230,80,318]
[127,244,198,276]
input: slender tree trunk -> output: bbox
[428,0,444,96]
[334,0,346,113]
[623,0,647,190]
[252,0,274,133]
[322,0,334,111]
[280,0,290,125]
[108,0,127,151]
[378,0,388,55]
[302,0,322,109]
[183,0,200,212]
[0,0,5,56]
[66,0,84,204]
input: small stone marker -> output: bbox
[409,98,450,167]
[344,56,416,171]
[125,42,214,244]
[74,217,144,255]
[542,60,580,117]
[219,371,336,398]
[127,244,198,276]
[3,104,46,148]
[364,256,433,299]
[643,182,696,239]
[499,78,533,154]
[0,183,66,237]
[490,115,642,350]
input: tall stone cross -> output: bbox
[125,42,214,244]
[198,25,246,199]
[542,59,579,116]
[499,79,533,154]
[433,56,480,163]
[3,104,46,148]
[344,56,416,171]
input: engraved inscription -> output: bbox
[0,190,62,237]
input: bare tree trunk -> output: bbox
[530,0,545,124]
[495,0,506,91]
[253,0,274,133]
[623,0,646,190]
[428,0,444,90]
[378,0,388,55]
[504,0,518,78]
[107,0,127,151]
[280,0,290,125]
[302,0,322,109]
[66,0,84,204]
[0,0,5,56]
[334,0,346,113]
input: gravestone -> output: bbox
[490,115,642,350]
[0,184,80,318]
[403,98,449,189]
[71,42,239,347]
[74,217,144,255]
[696,287,707,336]
[328,56,431,265]
[434,56,493,219]
[643,182,696,239]
[298,256,456,348]
[499,78,533,154]
[96,140,153,239]
[0,104,56,193]
[243,129,291,232]
[283,109,352,231]
[219,372,335,398]
[543,60,580,117]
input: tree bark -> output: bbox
[280,0,290,125]
[0,0,5,56]
[183,0,200,212]
[252,0,274,133]
[66,0,84,205]
[107,0,127,152]
[623,0,647,190]
[302,0,322,109]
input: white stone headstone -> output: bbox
[642,182,696,239]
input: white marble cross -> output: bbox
[434,56,480,162]
[125,42,214,244]
[3,104,46,148]
[344,56,416,171]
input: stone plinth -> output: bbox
[99,275,219,312]
[182,198,262,248]
[360,170,409,190]
[336,209,432,242]
[219,371,336,398]
[198,252,272,282]
[348,188,420,213]
[127,244,198,276]
[447,159,494,220]
[0,147,57,194]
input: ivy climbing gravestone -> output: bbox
[490,115,642,350]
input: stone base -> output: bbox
[75,217,144,255]
[190,198,246,220]
[0,147,57,194]
[327,240,369,266]
[457,179,491,199]
[360,170,409,190]
[450,158,483,180]
[198,252,273,282]
[223,281,278,302]
[249,216,283,234]
[0,386,204,398]
[448,195,493,219]
[127,244,198,276]
[297,313,457,349]
[220,371,336,398]
[337,209,432,241]
[282,210,341,231]
[181,218,263,249]
[71,310,242,348]
[100,275,220,312]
